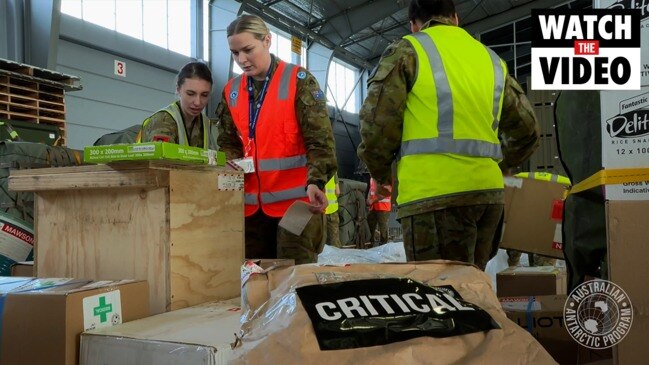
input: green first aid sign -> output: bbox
[83,290,123,331]
[93,296,113,323]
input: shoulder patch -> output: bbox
[230,91,238,99]
[297,71,307,79]
[312,89,325,101]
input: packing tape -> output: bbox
[569,168,649,195]
[525,296,536,333]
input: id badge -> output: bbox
[233,157,255,173]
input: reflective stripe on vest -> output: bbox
[258,155,307,171]
[324,175,338,214]
[515,172,571,186]
[399,31,504,160]
[137,102,212,149]
[225,61,308,217]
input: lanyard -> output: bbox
[247,65,273,140]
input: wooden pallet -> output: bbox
[0,58,79,146]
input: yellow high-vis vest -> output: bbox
[324,175,338,214]
[397,25,507,206]
[135,102,216,149]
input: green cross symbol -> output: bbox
[93,296,113,323]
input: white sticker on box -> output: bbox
[130,144,155,153]
[218,173,244,191]
[553,223,563,249]
[82,290,123,331]
[500,297,542,312]
[504,177,523,188]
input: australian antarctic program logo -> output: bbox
[531,9,641,90]
[564,280,633,349]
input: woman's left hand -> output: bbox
[306,184,328,214]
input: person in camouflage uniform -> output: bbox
[139,62,217,149]
[216,15,337,264]
[358,0,539,270]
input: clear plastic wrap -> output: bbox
[317,241,407,265]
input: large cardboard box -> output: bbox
[598,87,649,200]
[501,177,567,259]
[9,163,244,314]
[606,201,649,364]
[80,298,240,365]
[501,295,612,364]
[496,266,567,297]
[0,277,149,365]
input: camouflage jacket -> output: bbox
[141,101,207,148]
[358,19,540,218]
[215,56,337,189]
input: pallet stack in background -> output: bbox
[0,58,81,146]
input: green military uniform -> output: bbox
[358,17,540,269]
[367,210,390,245]
[141,101,209,148]
[216,55,337,264]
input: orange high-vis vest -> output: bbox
[369,178,392,212]
[224,60,309,218]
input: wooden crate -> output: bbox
[9,162,244,314]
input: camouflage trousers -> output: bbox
[507,250,557,267]
[245,211,325,265]
[325,212,341,247]
[368,210,390,245]
[401,204,504,270]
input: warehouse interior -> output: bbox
[0,0,646,364]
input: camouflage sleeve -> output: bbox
[141,111,179,143]
[296,69,337,188]
[498,75,541,170]
[215,90,244,160]
[358,40,415,185]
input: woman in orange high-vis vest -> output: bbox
[215,15,337,264]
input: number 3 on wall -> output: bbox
[114,60,126,77]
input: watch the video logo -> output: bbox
[531,9,641,90]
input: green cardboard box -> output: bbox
[84,142,225,165]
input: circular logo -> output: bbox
[230,91,238,99]
[564,280,633,349]
[297,71,307,79]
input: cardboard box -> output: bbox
[80,298,240,365]
[607,201,649,365]
[501,295,612,364]
[501,176,567,258]
[0,277,149,365]
[83,142,226,165]
[496,266,567,297]
[598,87,649,200]
[10,260,33,276]
[241,259,295,314]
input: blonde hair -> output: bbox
[227,15,269,40]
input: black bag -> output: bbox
[93,124,142,146]
[337,178,372,247]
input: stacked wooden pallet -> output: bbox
[0,58,81,146]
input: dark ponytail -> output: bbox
[176,61,213,89]
[408,0,456,23]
